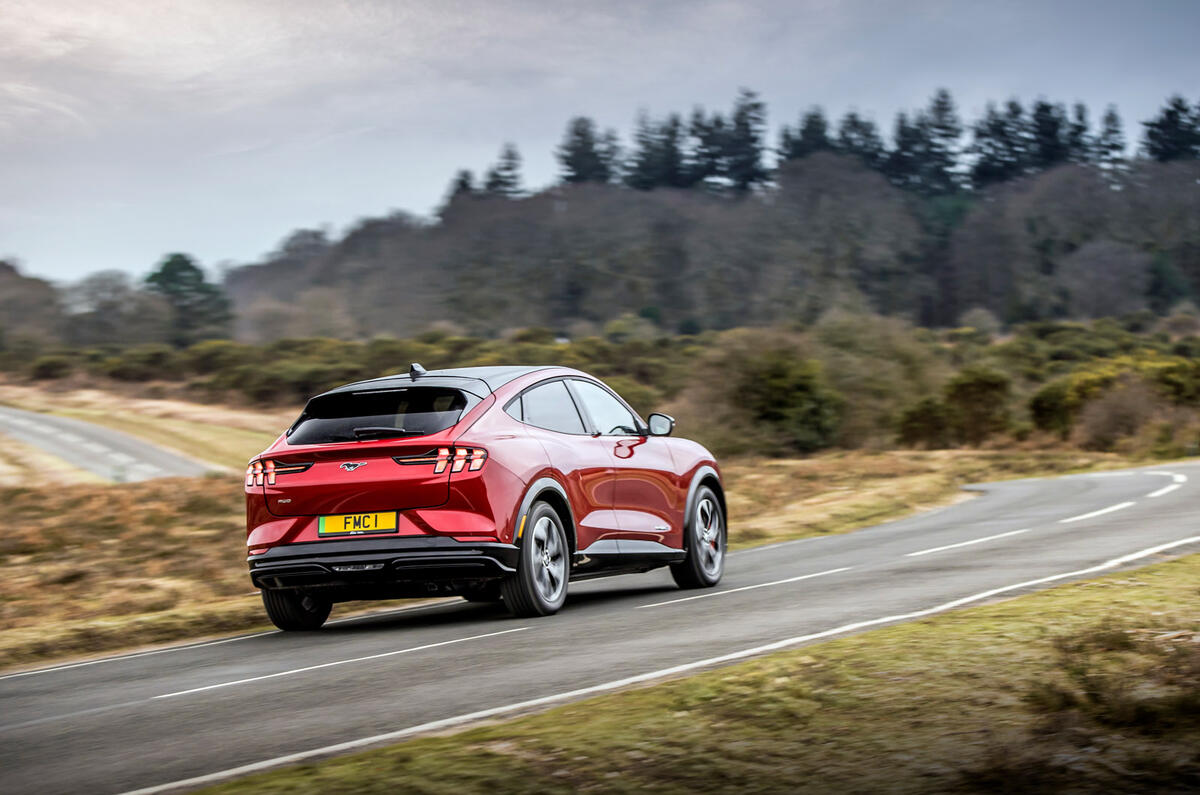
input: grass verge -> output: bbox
[201,554,1200,794]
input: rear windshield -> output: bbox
[287,388,477,445]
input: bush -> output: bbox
[103,344,181,381]
[1072,380,1161,451]
[735,348,843,453]
[943,366,1010,445]
[184,340,259,374]
[897,397,952,448]
[29,355,73,380]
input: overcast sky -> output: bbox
[3,0,1197,282]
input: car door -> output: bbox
[567,378,684,550]
[507,379,620,551]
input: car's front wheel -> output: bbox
[261,589,332,631]
[502,501,569,617]
[671,485,726,589]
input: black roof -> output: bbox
[323,365,557,397]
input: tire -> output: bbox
[261,589,332,631]
[670,485,726,589]
[502,501,570,617]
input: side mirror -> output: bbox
[647,412,675,436]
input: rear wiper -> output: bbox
[352,426,418,440]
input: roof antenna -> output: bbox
[409,362,426,378]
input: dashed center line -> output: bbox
[905,528,1030,557]
[1148,483,1181,498]
[1058,501,1135,524]
[636,567,851,609]
[153,627,528,699]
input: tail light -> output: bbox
[245,459,312,486]
[393,446,487,474]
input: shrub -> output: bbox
[735,348,843,453]
[103,344,181,381]
[184,340,259,374]
[1072,380,1161,451]
[897,397,952,448]
[943,366,1010,445]
[29,355,73,380]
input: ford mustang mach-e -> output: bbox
[244,365,726,629]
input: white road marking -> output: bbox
[731,536,831,556]
[1058,501,1135,524]
[905,528,1031,557]
[0,632,279,682]
[154,628,528,699]
[118,535,1200,795]
[0,600,463,682]
[1148,483,1181,498]
[1174,473,1187,484]
[57,432,83,444]
[635,567,851,609]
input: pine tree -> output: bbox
[483,143,522,197]
[597,128,622,184]
[885,112,924,191]
[1142,95,1199,162]
[835,111,885,168]
[1096,105,1126,173]
[144,253,232,346]
[1030,100,1070,171]
[724,89,768,191]
[924,88,962,192]
[970,100,1033,188]
[779,107,831,160]
[687,109,727,185]
[1066,102,1092,163]
[557,117,610,183]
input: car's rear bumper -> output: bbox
[248,536,519,594]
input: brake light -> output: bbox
[245,459,312,486]
[393,446,486,473]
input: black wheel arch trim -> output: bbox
[515,476,578,552]
[684,465,725,548]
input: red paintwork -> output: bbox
[244,367,720,556]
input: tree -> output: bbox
[969,100,1031,188]
[557,117,611,184]
[1096,105,1126,175]
[1030,99,1070,171]
[1066,102,1092,163]
[626,112,687,190]
[884,111,929,191]
[923,88,963,193]
[779,107,832,160]
[483,143,523,197]
[143,253,232,346]
[1142,95,1199,162]
[687,108,728,186]
[724,89,768,191]
[835,111,885,168]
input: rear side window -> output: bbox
[517,381,587,434]
[288,388,476,444]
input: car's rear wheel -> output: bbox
[502,501,569,617]
[261,589,332,631]
[671,485,725,589]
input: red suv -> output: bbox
[245,365,726,629]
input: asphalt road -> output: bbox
[3,462,1199,794]
[0,405,216,481]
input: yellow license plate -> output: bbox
[318,512,398,537]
